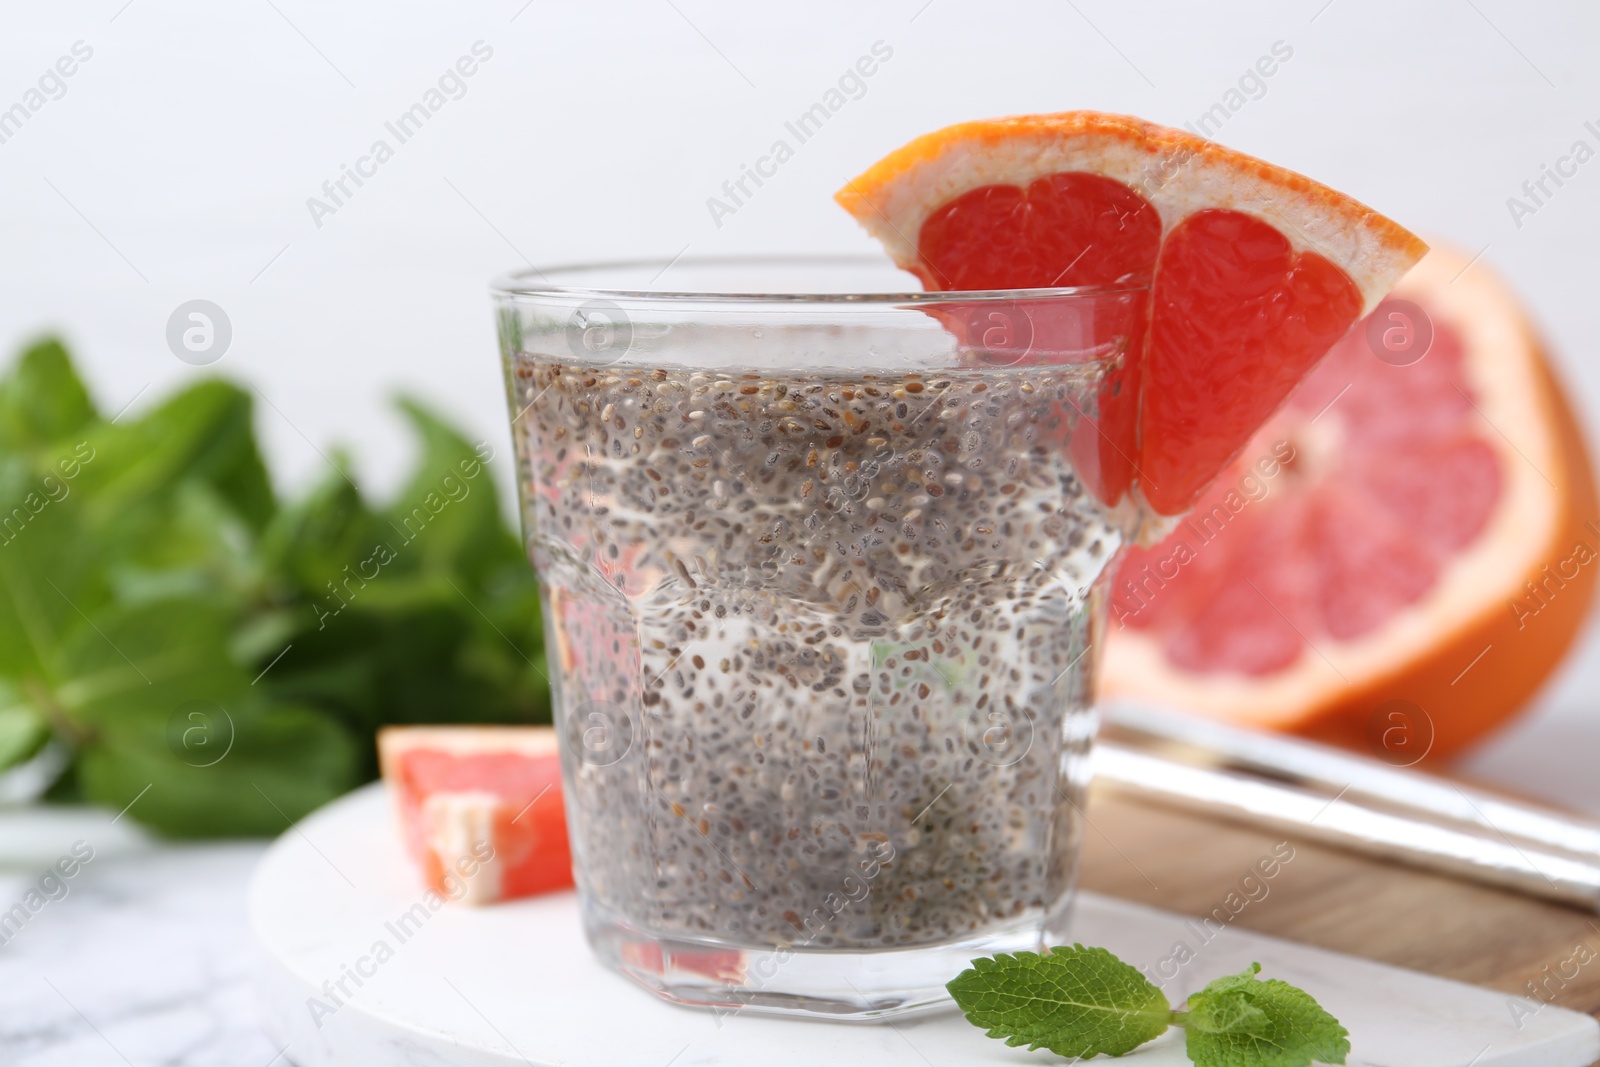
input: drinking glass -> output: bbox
[493,257,1146,1018]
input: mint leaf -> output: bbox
[257,461,386,598]
[1187,987,1268,1033]
[77,379,275,532]
[12,593,360,835]
[385,397,515,584]
[76,698,359,837]
[1181,963,1350,1067]
[0,338,96,451]
[947,944,1171,1058]
[0,691,49,770]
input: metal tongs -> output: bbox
[1093,702,1600,910]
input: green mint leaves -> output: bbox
[948,949,1349,1066]
[0,338,551,835]
[947,945,1171,1058]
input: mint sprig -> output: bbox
[948,947,1349,1066]
[0,338,551,835]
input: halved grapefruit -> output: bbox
[1104,246,1598,759]
[836,111,1427,516]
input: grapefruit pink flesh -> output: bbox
[916,192,1364,515]
[915,172,1162,289]
[1113,308,1502,674]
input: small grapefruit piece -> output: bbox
[378,725,572,904]
[1103,246,1599,759]
[836,112,1427,514]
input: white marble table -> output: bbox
[0,807,280,1067]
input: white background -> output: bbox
[1,0,1596,803]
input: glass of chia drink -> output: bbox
[493,257,1146,1018]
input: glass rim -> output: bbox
[489,253,1148,305]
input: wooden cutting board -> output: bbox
[1081,785,1600,1047]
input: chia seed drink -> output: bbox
[495,260,1142,1017]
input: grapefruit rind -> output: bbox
[836,112,1426,314]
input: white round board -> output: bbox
[250,783,1599,1067]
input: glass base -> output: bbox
[585,904,1057,1020]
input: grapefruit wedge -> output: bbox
[378,725,572,904]
[1104,246,1599,759]
[836,111,1427,515]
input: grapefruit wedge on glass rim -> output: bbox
[835,111,1428,519]
[1103,246,1598,760]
